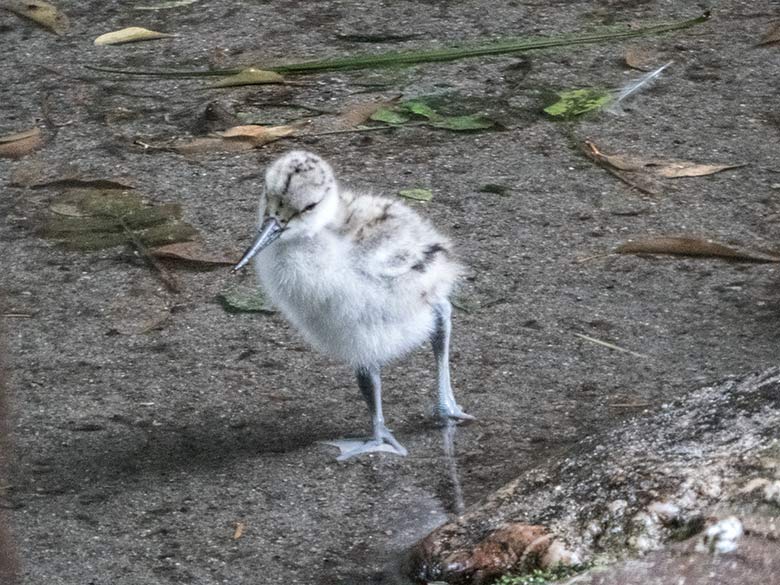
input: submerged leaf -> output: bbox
[40,189,196,250]
[50,220,196,250]
[398,188,433,202]
[218,286,275,314]
[3,0,69,34]
[544,89,612,117]
[615,237,780,263]
[0,127,44,159]
[94,27,175,45]
[150,242,237,266]
[209,68,285,88]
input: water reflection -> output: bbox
[441,420,465,516]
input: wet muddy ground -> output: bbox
[1,1,779,584]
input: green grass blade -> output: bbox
[272,13,709,74]
[86,12,709,78]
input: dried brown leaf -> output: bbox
[623,47,662,71]
[758,22,780,46]
[653,161,747,178]
[209,68,284,88]
[581,141,661,195]
[0,127,44,159]
[0,128,39,144]
[338,95,402,128]
[233,522,246,540]
[3,0,69,34]
[174,124,297,154]
[584,141,744,183]
[220,124,297,144]
[150,242,237,266]
[94,27,175,45]
[615,236,780,263]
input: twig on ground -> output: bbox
[574,333,648,359]
[120,219,181,293]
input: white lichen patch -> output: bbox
[540,540,582,568]
[647,501,681,524]
[763,481,780,505]
[739,478,770,494]
[627,511,665,553]
[696,516,743,554]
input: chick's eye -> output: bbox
[301,202,318,213]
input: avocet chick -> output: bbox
[234,150,472,460]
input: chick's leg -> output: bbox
[325,365,407,461]
[432,301,474,421]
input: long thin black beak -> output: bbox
[232,217,283,272]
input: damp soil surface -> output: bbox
[1,1,779,584]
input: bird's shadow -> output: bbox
[12,412,347,494]
[11,410,458,496]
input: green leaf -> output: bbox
[371,98,495,132]
[398,188,433,202]
[370,108,410,125]
[400,100,438,119]
[218,286,275,314]
[543,88,612,117]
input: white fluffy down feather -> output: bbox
[254,151,461,368]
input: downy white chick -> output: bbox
[234,150,472,459]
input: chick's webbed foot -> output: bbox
[438,402,475,422]
[325,425,408,461]
[325,365,407,461]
